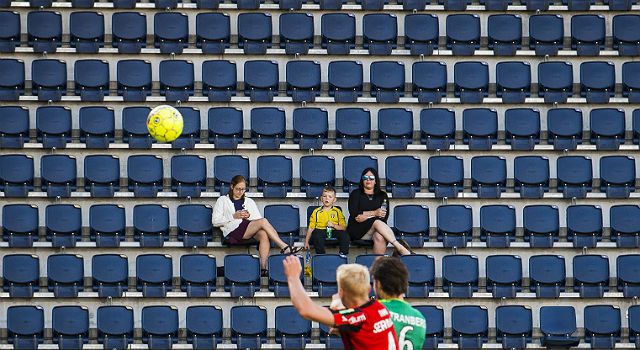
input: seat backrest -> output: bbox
[186,306,223,337]
[112,12,146,40]
[514,156,549,185]
[573,255,608,284]
[556,156,592,186]
[154,12,187,41]
[480,205,516,234]
[171,155,206,184]
[505,108,539,137]
[97,306,134,337]
[160,60,194,89]
[540,306,576,336]
[613,14,640,44]
[52,306,89,337]
[264,205,300,235]
[45,204,81,233]
[117,60,152,89]
[455,62,489,90]
[610,205,640,234]
[547,108,582,137]
[293,107,327,137]
[257,156,292,184]
[127,155,163,184]
[580,62,615,90]
[142,306,178,337]
[486,254,521,284]
[413,61,447,90]
[571,14,605,42]
[590,108,624,137]
[2,204,38,234]
[275,305,311,337]
[312,254,347,283]
[370,61,404,90]
[584,305,621,337]
[36,106,71,135]
[286,61,320,90]
[203,61,236,90]
[41,154,76,184]
[567,205,603,234]
[251,107,285,136]
[180,254,216,284]
[600,156,636,185]
[300,156,334,185]
[79,106,114,136]
[0,59,24,88]
[32,59,66,88]
[48,254,84,284]
[92,254,128,284]
[0,11,20,40]
[463,108,497,137]
[617,254,640,284]
[446,14,480,42]
[529,255,565,284]
[196,13,229,41]
[414,306,444,337]
[176,107,200,137]
[70,11,104,41]
[89,204,125,234]
[342,155,377,190]
[328,61,363,90]
[208,107,242,135]
[231,306,267,336]
[496,306,532,337]
[27,11,61,40]
[523,205,559,234]
[488,14,522,43]
[177,204,213,234]
[394,205,429,234]
[442,254,478,284]
[496,61,531,91]
[238,13,272,41]
[7,306,44,337]
[538,62,573,90]
[335,108,370,138]
[213,155,250,188]
[529,14,563,43]
[471,156,507,185]
[428,156,463,185]
[401,254,435,284]
[385,156,421,185]
[437,205,473,234]
[268,254,303,284]
[404,14,438,43]
[420,108,455,137]
[378,108,412,138]
[244,61,278,89]
[279,13,313,42]
[0,106,28,135]
[224,254,260,283]
[85,155,119,184]
[0,154,33,184]
[3,254,39,284]
[451,306,488,336]
[363,13,397,42]
[133,205,169,233]
[321,13,355,42]
[136,254,172,283]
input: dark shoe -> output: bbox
[280,245,303,255]
[392,239,414,257]
[261,269,269,277]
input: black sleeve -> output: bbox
[383,191,390,222]
[348,191,362,217]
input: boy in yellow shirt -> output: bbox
[304,186,350,255]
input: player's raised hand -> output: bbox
[283,255,302,278]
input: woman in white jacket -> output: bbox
[213,175,302,273]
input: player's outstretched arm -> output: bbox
[283,255,335,326]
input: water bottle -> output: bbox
[381,199,388,212]
[326,225,333,239]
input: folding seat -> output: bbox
[547,108,583,151]
[496,61,530,103]
[154,12,188,54]
[342,156,377,193]
[378,108,412,149]
[202,60,236,102]
[27,11,61,53]
[36,106,71,149]
[169,107,199,150]
[244,60,278,102]
[275,305,311,349]
[437,205,472,248]
[159,60,194,102]
[71,0,95,8]
[300,156,334,198]
[264,205,300,245]
[195,13,229,55]
[293,108,327,150]
[92,254,128,297]
[496,306,532,349]
[618,254,640,297]
[321,13,355,55]
[0,59,24,100]
[462,108,497,150]
[112,12,146,53]
[0,154,33,197]
[335,108,370,150]
[370,61,404,103]
[312,254,347,297]
[486,255,521,298]
[84,155,119,197]
[451,306,488,349]
[538,61,573,103]
[171,155,206,198]
[180,254,216,297]
[7,306,44,349]
[0,106,28,148]
[428,156,463,198]
[186,306,223,349]
[0,11,20,53]
[233,0,263,10]
[224,254,260,297]
[443,255,478,297]
[471,156,506,198]
[153,0,177,8]
[208,107,242,149]
[600,156,635,198]
[251,107,285,149]
[97,306,134,349]
[286,61,320,103]
[529,255,565,298]
[214,155,249,193]
[563,0,592,9]
[52,306,89,349]
[404,14,438,56]
[122,106,154,149]
[589,108,624,150]
[2,204,38,247]
[48,254,84,297]
[355,254,380,272]
[454,62,489,104]
[420,108,454,150]
[571,15,605,56]
[611,205,640,247]
[45,204,81,248]
[539,306,580,347]
[631,306,640,348]
[178,205,213,248]
[117,60,151,102]
[136,254,172,297]
[446,14,480,56]
[328,61,363,103]
[3,254,39,297]
[480,205,516,248]
[280,13,313,55]
[584,305,621,349]
[529,15,564,56]
[268,254,303,297]
[582,61,615,105]
[127,155,162,197]
[415,306,444,349]
[90,205,125,248]
[504,108,539,150]
[523,205,559,247]
[573,255,608,298]
[613,15,640,56]
[625,63,640,105]
[74,60,109,102]
[605,0,635,9]
[363,14,397,55]
[238,13,271,54]
[41,154,76,197]
[257,155,292,198]
[32,59,65,102]
[393,205,429,248]
[556,156,592,199]
[385,156,420,198]
[412,61,446,104]
[70,12,104,53]
[113,0,135,7]
[30,0,52,6]
[134,205,170,247]
[488,15,522,56]
[401,255,435,297]
[142,306,178,349]
[514,156,549,198]
[231,306,267,348]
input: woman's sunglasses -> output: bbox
[362,175,376,181]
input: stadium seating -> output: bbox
[196,13,230,54]
[92,254,128,297]
[79,106,115,148]
[0,59,24,100]
[69,11,104,52]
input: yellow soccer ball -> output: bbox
[147,105,184,143]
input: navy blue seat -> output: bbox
[363,14,397,55]
[529,15,563,56]
[27,11,61,53]
[488,15,521,56]
[590,108,624,150]
[112,12,146,53]
[420,108,454,150]
[280,13,313,55]
[41,154,76,197]
[524,205,559,247]
[442,255,478,297]
[385,156,420,198]
[600,156,636,198]
[557,156,592,199]
[471,156,506,198]
[159,60,193,102]
[514,156,549,199]
[178,205,213,248]
[293,107,327,150]
[540,306,580,348]
[573,255,609,298]
[428,156,463,198]
[117,60,151,102]
[496,61,530,103]
[92,254,128,297]
[617,255,640,298]
[454,62,489,103]
[70,11,104,53]
[251,107,284,149]
[196,13,229,54]
[614,15,640,56]
[2,204,38,247]
[154,12,187,54]
[486,255,521,298]
[401,255,435,297]
[122,106,153,148]
[496,306,532,349]
[321,13,355,55]
[564,0,592,9]
[446,14,480,56]
[378,108,412,149]
[275,305,311,349]
[312,254,347,297]
[412,61,446,104]
[202,60,236,102]
[404,14,438,56]
[398,0,426,9]
[0,106,28,148]
[48,254,84,297]
[113,0,135,7]
[264,205,300,245]
[238,13,271,54]
[463,108,497,150]
[584,305,621,349]
[0,154,33,197]
[370,61,404,103]
[257,155,292,198]
[244,60,278,102]
[287,61,320,103]
[127,155,162,197]
[529,255,565,298]
[142,306,178,349]
[136,254,172,297]
[97,306,134,350]
[547,108,583,151]
[538,62,573,103]
[581,62,615,104]
[90,205,125,247]
[415,306,444,349]
[208,107,242,149]
[630,306,640,347]
[268,254,304,297]
[180,254,216,297]
[0,11,20,53]
[439,0,470,10]
[393,205,429,248]
[84,155,119,197]
[171,155,206,198]
[480,205,516,248]
[624,62,640,103]
[300,156,334,198]
[153,0,177,8]
[611,205,640,247]
[335,108,370,150]
[214,155,249,193]
[186,306,223,350]
[75,60,108,102]
[606,0,635,10]
[328,61,362,103]
[231,306,267,348]
[32,59,65,102]
[0,59,24,100]
[316,0,343,9]
[7,306,44,349]
[45,204,81,247]
[224,254,260,297]
[437,205,472,248]
[172,107,200,150]
[52,306,89,349]
[36,106,71,149]
[571,15,605,56]
[342,156,377,193]
[452,306,488,349]
[233,0,262,10]
[134,205,170,247]
[3,254,39,297]
[504,108,539,150]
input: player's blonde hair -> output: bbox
[336,263,370,298]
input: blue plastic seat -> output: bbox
[437,205,472,248]
[523,205,559,247]
[316,0,343,9]
[420,108,454,150]
[92,254,128,297]
[463,108,497,150]
[231,306,267,348]
[48,254,84,297]
[268,254,304,297]
[293,107,327,150]
[90,205,125,247]
[36,106,71,149]
[238,13,271,54]
[581,62,615,104]
[471,156,506,198]
[335,108,370,150]
[538,61,573,103]
[547,108,583,151]
[540,306,580,348]
[630,306,640,347]
[606,0,636,9]
[443,255,478,297]
[32,59,66,102]
[112,0,135,7]
[186,306,223,349]
[112,12,146,53]
[122,106,154,149]
[244,60,278,102]
[363,14,397,55]
[275,305,311,349]
[202,60,236,102]
[529,255,565,298]
[251,107,284,149]
[385,156,420,198]
[571,15,605,56]
[452,306,488,349]
[117,60,151,102]
[177,205,213,248]
[328,60,362,102]
[342,156,377,193]
[589,108,624,150]
[486,255,521,298]
[196,13,229,54]
[27,11,61,53]
[154,12,187,54]
[52,306,89,349]
[428,156,463,198]
[618,255,640,298]
[312,254,347,297]
[142,306,178,349]
[321,13,355,55]
[208,107,242,149]
[600,156,636,198]
[127,155,162,197]
[404,14,438,56]
[159,60,193,102]
[280,13,313,54]
[2,204,38,247]
[97,306,134,350]
[224,254,260,297]
[614,15,640,56]
[45,204,81,248]
[505,108,539,150]
[480,205,516,248]
[446,14,480,56]
[7,306,44,349]
[0,106,28,148]
[0,59,24,100]
[496,306,532,349]
[556,156,592,199]
[415,306,444,349]
[74,60,108,102]
[287,61,320,103]
[171,155,206,198]
[393,205,429,248]
[514,156,549,199]
[439,0,470,9]
[454,62,488,103]
[264,205,300,245]
[529,15,563,56]
[378,108,412,149]
[213,155,249,193]
[257,155,292,198]
[488,14,521,56]
[611,205,640,247]
[573,255,608,298]
[0,154,33,197]
[0,11,20,53]
[563,0,592,9]
[136,254,172,297]
[41,154,76,197]
[624,62,640,103]
[170,107,199,150]
[496,61,530,103]
[584,305,621,349]
[84,155,119,197]
[180,254,216,297]
[401,254,435,297]
[370,61,404,103]
[3,254,39,297]
[300,156,334,198]
[70,12,104,52]
[412,61,446,104]
[134,205,169,247]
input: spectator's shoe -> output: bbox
[392,239,415,257]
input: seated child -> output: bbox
[304,186,350,255]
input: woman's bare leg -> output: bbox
[372,231,387,254]
[246,230,270,269]
[243,218,289,250]
[371,220,411,255]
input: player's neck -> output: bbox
[378,291,405,301]
[343,295,371,308]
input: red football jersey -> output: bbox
[332,300,399,350]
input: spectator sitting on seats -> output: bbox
[304,186,350,256]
